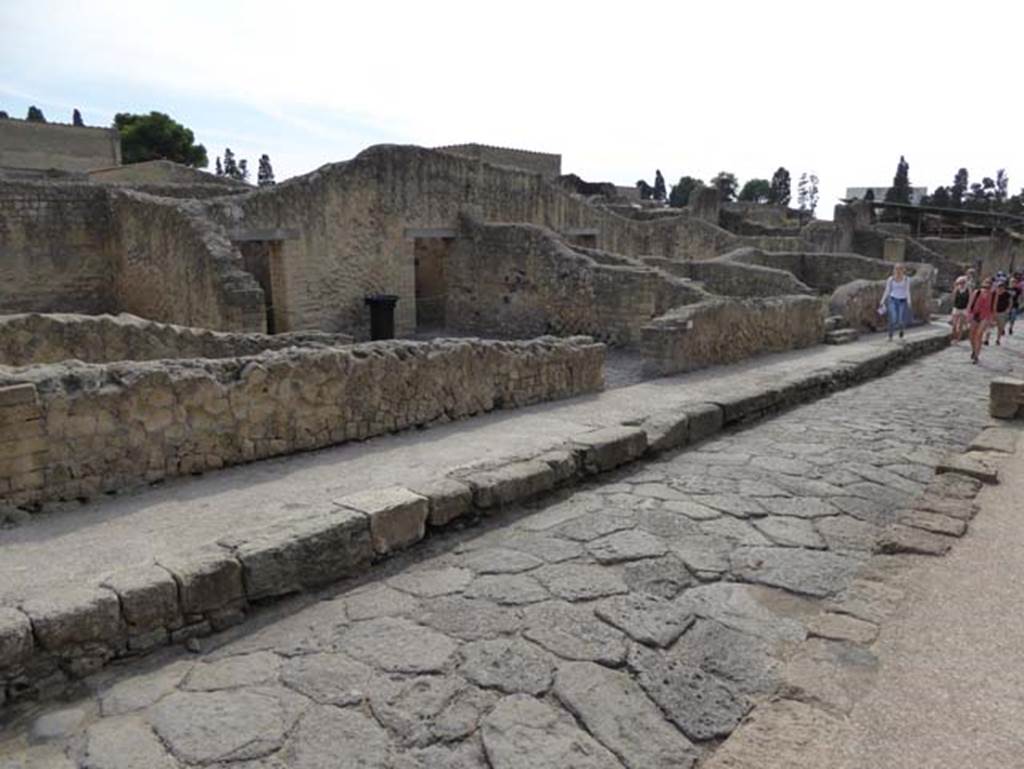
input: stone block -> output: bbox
[20,587,123,651]
[230,507,372,600]
[0,607,34,669]
[712,387,780,426]
[461,460,556,509]
[989,377,1024,419]
[572,426,647,474]
[101,564,182,632]
[968,426,1019,454]
[896,509,967,537]
[936,451,1000,484]
[536,448,579,485]
[641,410,689,454]
[336,486,428,555]
[681,402,723,444]
[876,525,953,556]
[409,477,473,526]
[158,548,245,616]
[0,384,38,408]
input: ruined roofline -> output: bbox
[0,114,118,134]
[434,142,561,159]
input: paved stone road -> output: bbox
[0,342,1017,768]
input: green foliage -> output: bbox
[768,167,791,206]
[0,111,8,119]
[653,170,667,202]
[711,171,738,203]
[72,109,83,127]
[636,179,654,200]
[258,154,276,186]
[864,188,876,202]
[951,168,969,207]
[26,105,45,122]
[883,155,912,205]
[115,111,208,168]
[668,176,702,207]
[738,178,771,203]
[797,173,819,219]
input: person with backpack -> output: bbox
[993,279,1013,345]
[967,276,995,364]
[950,275,971,343]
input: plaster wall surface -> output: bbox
[0,118,120,172]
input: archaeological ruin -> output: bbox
[2,118,1023,728]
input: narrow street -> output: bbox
[0,340,1016,768]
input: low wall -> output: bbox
[0,336,604,508]
[720,248,896,293]
[0,313,354,366]
[645,256,813,298]
[641,295,825,375]
[829,265,935,332]
[446,222,703,346]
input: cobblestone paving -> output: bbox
[0,344,1014,768]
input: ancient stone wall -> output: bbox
[0,313,354,367]
[0,118,121,173]
[0,182,117,315]
[828,264,935,332]
[87,160,245,189]
[208,146,741,338]
[720,248,896,293]
[0,336,604,508]
[645,256,813,298]
[641,296,825,375]
[444,222,703,345]
[435,143,562,178]
[110,190,266,332]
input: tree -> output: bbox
[951,168,969,208]
[711,171,738,203]
[807,174,820,215]
[928,186,951,207]
[114,111,208,167]
[238,159,249,183]
[26,105,45,122]
[668,176,702,207]
[738,178,771,204]
[768,167,791,206]
[215,157,223,176]
[0,111,8,119]
[653,170,666,202]
[222,148,239,179]
[864,188,876,203]
[883,155,912,205]
[72,109,84,127]
[258,154,276,186]
[636,179,654,200]
[996,169,1009,203]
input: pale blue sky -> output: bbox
[2,0,1021,217]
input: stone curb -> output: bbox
[0,329,952,706]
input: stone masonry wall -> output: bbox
[0,336,604,508]
[0,313,354,366]
[444,222,704,346]
[110,191,266,332]
[641,296,826,375]
[0,118,121,173]
[829,265,935,333]
[207,146,741,338]
[643,256,813,298]
[0,182,117,315]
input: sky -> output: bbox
[2,0,1021,219]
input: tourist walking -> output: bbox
[1009,275,1021,335]
[950,275,971,342]
[967,276,994,364]
[993,279,1012,345]
[879,264,912,341]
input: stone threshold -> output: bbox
[0,329,952,706]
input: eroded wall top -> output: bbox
[0,118,121,173]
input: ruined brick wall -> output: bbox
[0,118,121,173]
[436,143,562,178]
[643,256,813,298]
[641,296,825,375]
[208,146,740,338]
[87,160,245,188]
[720,248,895,293]
[0,313,353,366]
[829,265,935,332]
[110,191,266,332]
[0,337,604,508]
[444,222,703,346]
[0,182,117,315]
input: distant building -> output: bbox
[0,116,121,176]
[846,186,928,205]
[435,143,561,179]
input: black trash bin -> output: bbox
[365,294,399,340]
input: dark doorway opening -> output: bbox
[414,237,453,330]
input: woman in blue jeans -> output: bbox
[879,264,912,340]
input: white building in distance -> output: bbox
[846,186,929,205]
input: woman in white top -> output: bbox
[879,264,912,340]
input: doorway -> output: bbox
[414,236,453,330]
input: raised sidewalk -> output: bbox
[0,326,950,701]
